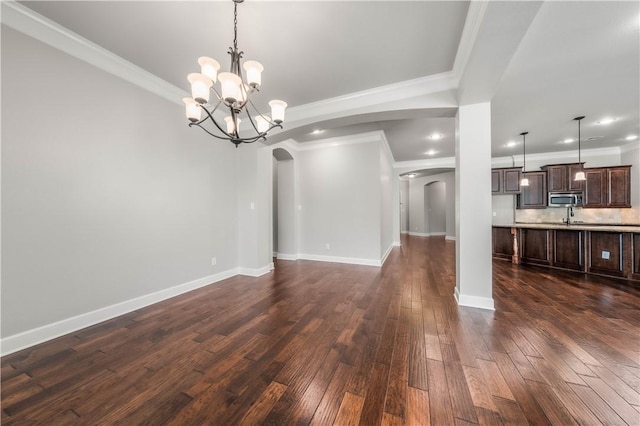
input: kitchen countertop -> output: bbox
[493,223,640,232]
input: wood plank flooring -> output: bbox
[2,235,640,425]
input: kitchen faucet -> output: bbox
[562,206,574,225]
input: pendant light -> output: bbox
[520,131,529,187]
[574,116,586,181]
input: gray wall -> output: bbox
[276,160,296,257]
[399,180,410,233]
[298,142,381,261]
[379,146,394,256]
[408,171,456,239]
[1,27,238,337]
[426,181,446,234]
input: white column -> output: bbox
[455,102,494,310]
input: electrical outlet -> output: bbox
[325,243,330,250]
[211,257,217,266]
[601,251,610,260]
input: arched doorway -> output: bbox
[424,181,446,236]
[272,148,296,263]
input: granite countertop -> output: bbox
[493,223,640,232]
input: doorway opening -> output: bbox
[272,148,296,266]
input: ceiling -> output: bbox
[16,1,640,163]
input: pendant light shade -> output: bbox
[574,116,586,181]
[520,132,529,187]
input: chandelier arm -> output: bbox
[189,122,236,141]
[198,104,234,139]
[247,99,276,125]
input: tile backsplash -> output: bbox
[515,207,640,225]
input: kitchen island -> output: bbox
[493,223,640,281]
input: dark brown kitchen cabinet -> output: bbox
[588,231,624,277]
[520,228,550,265]
[541,163,584,192]
[607,166,631,207]
[492,227,515,261]
[584,166,631,208]
[553,229,584,271]
[492,167,522,194]
[517,171,546,209]
[632,233,640,281]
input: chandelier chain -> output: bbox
[233,3,238,51]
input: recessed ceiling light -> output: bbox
[506,141,517,147]
[407,174,416,178]
[429,133,443,140]
[625,135,638,141]
[596,117,617,125]
[563,138,574,144]
[311,129,324,135]
[426,149,437,156]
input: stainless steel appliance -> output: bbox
[548,191,583,207]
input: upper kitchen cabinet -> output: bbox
[541,163,584,192]
[584,165,631,208]
[517,171,547,209]
[492,167,522,194]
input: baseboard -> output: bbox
[400,231,409,235]
[393,241,401,247]
[454,288,495,311]
[276,253,299,261]
[298,253,382,267]
[408,232,430,237]
[236,264,274,277]
[1,269,239,356]
[380,244,394,266]
[445,235,456,241]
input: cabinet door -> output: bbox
[491,170,501,193]
[520,228,550,265]
[517,172,546,209]
[567,164,585,191]
[503,169,522,193]
[546,165,567,192]
[584,168,606,207]
[607,167,630,207]
[553,230,583,271]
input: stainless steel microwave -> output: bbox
[548,192,583,207]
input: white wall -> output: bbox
[621,142,640,208]
[272,156,278,253]
[1,27,238,338]
[408,171,456,239]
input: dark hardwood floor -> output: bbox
[2,235,640,425]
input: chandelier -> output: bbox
[183,0,287,147]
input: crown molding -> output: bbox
[393,156,456,170]
[451,1,489,81]
[1,1,187,105]
[273,131,394,164]
[508,146,621,164]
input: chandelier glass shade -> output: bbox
[183,0,287,147]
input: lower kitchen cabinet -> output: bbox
[492,227,639,282]
[492,227,515,261]
[520,228,550,265]
[633,234,640,281]
[553,229,583,271]
[588,232,624,277]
